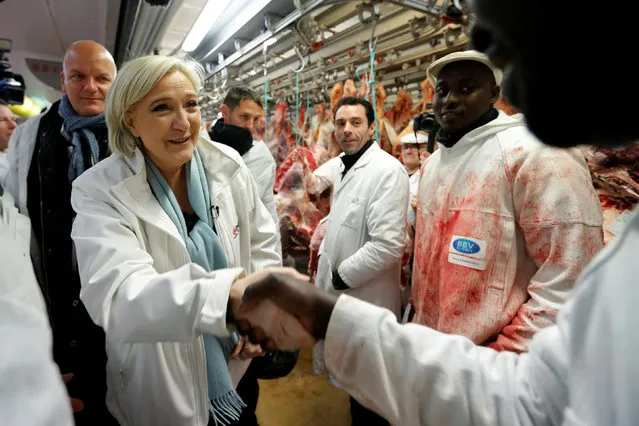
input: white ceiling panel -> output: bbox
[0,0,121,102]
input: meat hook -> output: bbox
[289,46,306,73]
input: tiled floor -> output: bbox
[255,348,351,425]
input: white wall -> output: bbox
[6,48,64,105]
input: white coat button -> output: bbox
[72,300,79,307]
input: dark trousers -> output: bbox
[231,361,260,426]
[350,396,390,426]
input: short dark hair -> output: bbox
[333,97,375,126]
[222,86,263,110]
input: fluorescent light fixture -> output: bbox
[182,0,233,52]
[204,0,274,59]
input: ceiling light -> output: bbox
[203,0,274,58]
[182,0,233,52]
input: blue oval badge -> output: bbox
[453,238,480,254]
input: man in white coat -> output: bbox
[314,96,409,426]
[410,50,603,353]
[210,87,279,250]
[231,0,639,424]
[399,131,428,228]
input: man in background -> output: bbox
[210,87,279,245]
[399,131,428,229]
[410,50,603,353]
[0,100,17,182]
[5,40,117,425]
[315,96,408,426]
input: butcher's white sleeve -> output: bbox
[308,156,341,195]
[324,295,569,426]
[338,166,408,288]
[0,232,73,426]
[563,210,639,425]
[71,185,244,343]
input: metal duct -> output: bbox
[118,0,181,60]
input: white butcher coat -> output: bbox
[314,142,409,373]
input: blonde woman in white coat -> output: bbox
[69,56,282,426]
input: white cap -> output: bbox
[400,132,428,144]
[427,50,503,87]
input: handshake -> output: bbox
[228,268,339,351]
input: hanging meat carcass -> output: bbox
[343,79,358,97]
[388,90,415,135]
[254,112,265,141]
[265,103,296,165]
[412,77,435,116]
[330,82,344,113]
[274,147,325,254]
[306,103,334,150]
[357,74,368,98]
[580,142,639,243]
[371,83,398,155]
[309,143,330,168]
[295,106,313,145]
[274,147,318,193]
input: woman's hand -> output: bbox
[231,335,265,360]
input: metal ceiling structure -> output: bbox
[116,0,473,120]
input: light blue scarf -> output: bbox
[144,149,245,425]
[57,94,105,183]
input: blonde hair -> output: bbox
[105,55,205,156]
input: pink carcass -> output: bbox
[274,148,325,253]
[580,142,639,243]
[265,103,296,166]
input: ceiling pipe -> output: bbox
[204,0,327,79]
